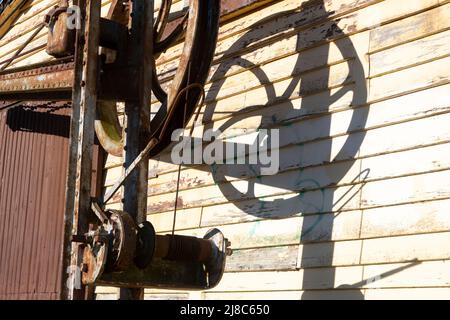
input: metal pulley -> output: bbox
[80,228,108,285]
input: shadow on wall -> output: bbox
[199,0,370,299]
[5,103,71,138]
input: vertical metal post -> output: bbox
[120,0,154,300]
[61,0,101,300]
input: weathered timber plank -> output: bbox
[210,267,363,291]
[361,231,450,265]
[370,29,450,77]
[369,3,450,53]
[369,55,450,101]
[361,198,450,239]
[204,291,304,300]
[360,170,450,208]
[363,288,450,300]
[225,246,298,272]
[362,260,450,289]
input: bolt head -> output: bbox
[82,263,89,273]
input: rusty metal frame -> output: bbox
[0,59,74,100]
[61,0,101,300]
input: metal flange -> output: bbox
[203,228,231,289]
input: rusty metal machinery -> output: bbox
[79,203,231,289]
[0,0,231,299]
[79,204,231,289]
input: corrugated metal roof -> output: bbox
[0,102,70,299]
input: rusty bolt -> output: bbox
[82,263,89,273]
[225,239,232,256]
[71,234,88,243]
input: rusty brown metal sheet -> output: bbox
[0,102,71,300]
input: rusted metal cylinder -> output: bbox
[154,234,213,263]
[97,228,228,290]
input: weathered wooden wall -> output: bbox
[1,0,450,300]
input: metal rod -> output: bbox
[102,138,158,204]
